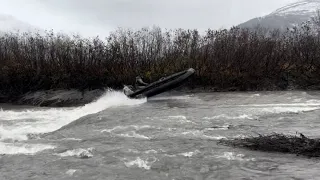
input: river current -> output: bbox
[1,90,320,180]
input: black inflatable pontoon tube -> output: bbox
[128,68,195,99]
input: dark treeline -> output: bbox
[1,20,320,97]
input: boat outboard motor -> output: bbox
[123,85,134,96]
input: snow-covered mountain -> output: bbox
[238,0,320,30]
[0,14,40,34]
[271,0,319,16]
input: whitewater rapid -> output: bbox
[2,91,320,179]
[1,91,320,156]
[0,90,146,155]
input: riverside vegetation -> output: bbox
[1,19,320,99]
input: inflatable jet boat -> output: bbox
[124,68,195,99]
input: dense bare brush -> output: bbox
[1,21,320,98]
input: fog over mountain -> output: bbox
[238,0,320,30]
[0,0,295,37]
[0,13,41,34]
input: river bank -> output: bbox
[0,83,314,107]
[0,89,106,107]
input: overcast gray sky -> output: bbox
[0,0,297,37]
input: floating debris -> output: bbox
[218,133,320,158]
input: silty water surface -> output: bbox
[1,90,320,180]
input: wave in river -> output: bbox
[0,90,146,154]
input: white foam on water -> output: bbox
[237,102,320,107]
[101,125,153,133]
[164,154,177,157]
[0,125,30,141]
[60,138,82,141]
[66,169,77,176]
[0,91,146,142]
[250,94,261,97]
[232,134,248,139]
[179,150,201,157]
[168,115,196,124]
[214,152,255,161]
[0,142,55,155]
[101,125,153,140]
[127,149,141,154]
[127,149,159,154]
[256,106,320,114]
[203,114,253,120]
[148,115,196,125]
[56,147,94,158]
[145,149,158,154]
[293,98,303,102]
[306,99,320,104]
[0,91,145,155]
[168,115,187,120]
[123,156,157,170]
[149,95,191,100]
[181,130,226,140]
[204,102,320,121]
[205,124,231,130]
[118,131,150,140]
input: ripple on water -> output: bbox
[123,156,158,170]
[118,131,150,140]
[203,114,254,120]
[101,125,154,133]
[0,91,146,152]
[178,150,201,157]
[66,169,77,176]
[180,130,226,140]
[55,147,94,158]
[240,159,280,176]
[2,92,320,179]
[0,142,55,155]
[147,115,196,125]
[214,152,255,162]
